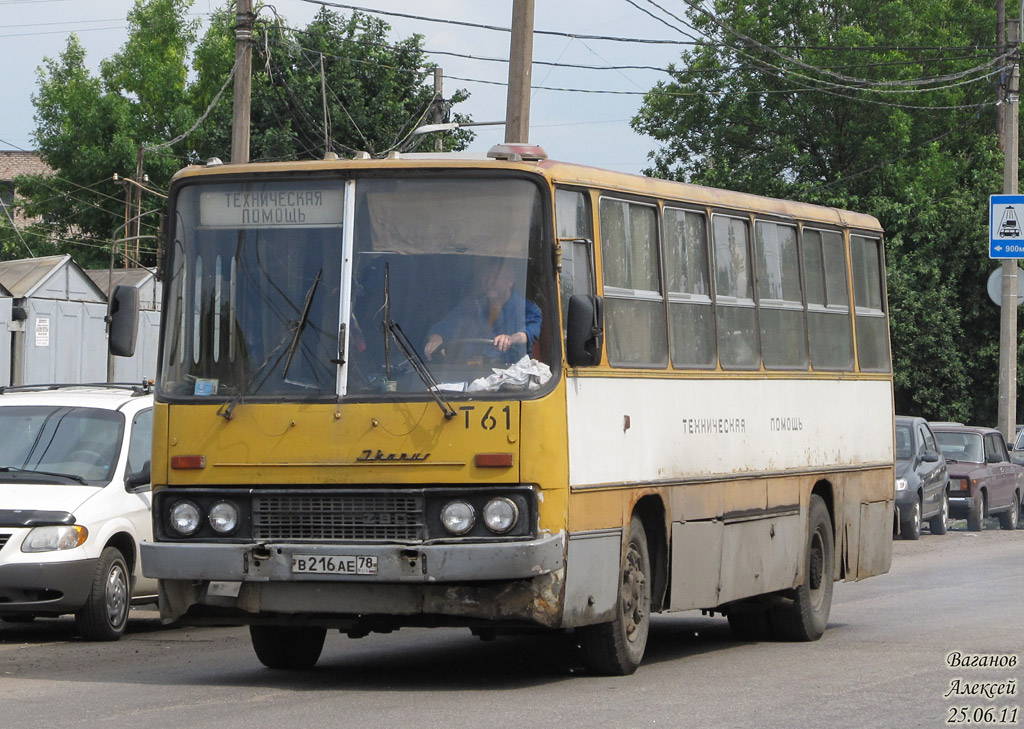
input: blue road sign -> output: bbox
[991,194,1024,258]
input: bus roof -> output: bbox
[172,151,883,233]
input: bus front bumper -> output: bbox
[141,534,566,627]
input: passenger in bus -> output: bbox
[423,259,541,365]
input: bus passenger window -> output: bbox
[664,207,715,368]
[803,229,853,370]
[755,221,807,369]
[600,198,668,368]
[713,215,759,369]
[851,235,891,372]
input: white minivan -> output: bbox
[0,383,155,640]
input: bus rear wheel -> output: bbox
[250,625,327,669]
[771,494,834,641]
[578,514,651,676]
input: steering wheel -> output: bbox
[435,337,503,364]
[67,449,108,467]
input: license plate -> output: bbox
[291,554,378,575]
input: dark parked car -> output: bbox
[930,424,1024,531]
[1009,426,1024,467]
[894,416,950,539]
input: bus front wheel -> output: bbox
[771,494,834,641]
[250,625,327,669]
[577,514,651,676]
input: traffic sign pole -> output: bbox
[998,18,1020,443]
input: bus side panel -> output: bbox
[565,377,893,486]
[561,529,621,626]
[717,513,802,605]
[669,520,723,610]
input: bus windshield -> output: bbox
[160,175,556,401]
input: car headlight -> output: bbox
[21,525,88,552]
[895,478,908,492]
[482,497,519,533]
[208,501,239,534]
[169,500,202,536]
[441,500,475,535]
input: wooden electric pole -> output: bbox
[231,0,254,164]
[433,68,444,152]
[504,0,534,143]
[998,15,1020,442]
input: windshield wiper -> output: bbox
[0,466,87,484]
[218,269,324,421]
[379,262,455,420]
[282,268,322,383]
[387,320,457,420]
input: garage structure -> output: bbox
[0,255,108,385]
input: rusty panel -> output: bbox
[766,476,801,510]
[567,488,626,532]
[670,479,766,522]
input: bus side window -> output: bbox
[803,229,854,371]
[755,220,806,369]
[556,189,595,333]
[850,234,891,372]
[712,214,759,370]
[664,206,715,368]
[600,197,668,368]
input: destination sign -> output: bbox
[200,187,344,228]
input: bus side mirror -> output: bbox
[108,284,140,358]
[566,294,603,367]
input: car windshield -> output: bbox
[159,175,556,401]
[0,406,124,483]
[934,431,984,463]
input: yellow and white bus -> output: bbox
[127,144,894,675]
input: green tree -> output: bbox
[633,0,1004,424]
[18,1,197,267]
[188,6,472,161]
[18,1,471,268]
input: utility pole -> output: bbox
[231,0,254,164]
[998,15,1020,442]
[504,0,534,143]
[433,68,444,152]
[130,147,144,267]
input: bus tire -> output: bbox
[250,625,327,669]
[577,514,651,675]
[771,495,833,642]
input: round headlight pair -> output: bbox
[169,500,239,536]
[440,497,519,536]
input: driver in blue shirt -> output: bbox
[424,259,541,365]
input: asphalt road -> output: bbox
[3,522,1023,729]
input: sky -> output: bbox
[0,0,700,174]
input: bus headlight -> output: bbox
[208,501,239,534]
[482,497,519,533]
[21,525,88,552]
[169,500,202,536]
[441,500,475,535]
